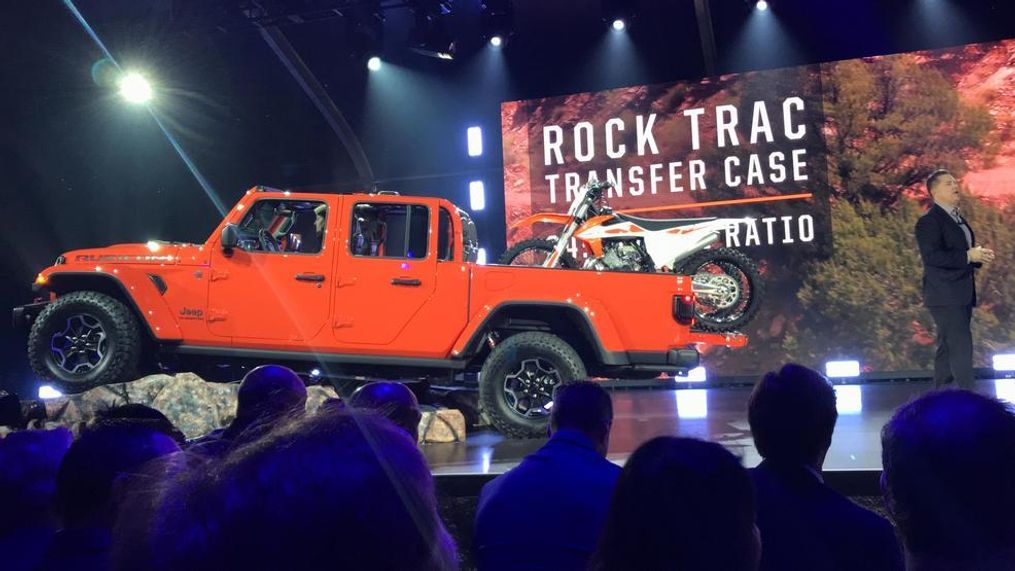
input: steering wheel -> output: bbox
[258,229,280,252]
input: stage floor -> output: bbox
[424,378,1015,475]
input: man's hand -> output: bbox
[968,246,996,263]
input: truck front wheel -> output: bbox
[28,291,143,393]
[479,332,587,439]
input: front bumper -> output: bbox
[12,302,49,334]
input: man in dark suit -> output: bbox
[914,169,994,389]
[749,363,903,571]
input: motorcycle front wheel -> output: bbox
[678,248,763,332]
[499,239,578,268]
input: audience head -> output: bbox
[549,381,613,455]
[234,365,307,428]
[748,363,837,468]
[592,437,758,571]
[55,422,180,529]
[146,410,456,571]
[881,390,1015,567]
[0,427,73,534]
[92,404,186,445]
[348,381,422,442]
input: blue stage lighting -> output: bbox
[994,353,1015,372]
[612,19,626,31]
[757,0,769,10]
[490,35,503,47]
[38,385,64,399]
[467,126,483,156]
[469,180,486,211]
[825,360,861,378]
[367,56,382,71]
[834,385,863,415]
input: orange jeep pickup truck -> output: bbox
[14,187,746,437]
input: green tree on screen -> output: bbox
[823,57,997,207]
[786,197,1015,371]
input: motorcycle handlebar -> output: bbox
[585,180,613,201]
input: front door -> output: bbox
[208,196,336,344]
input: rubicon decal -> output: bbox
[76,254,176,263]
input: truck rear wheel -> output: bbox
[28,291,142,393]
[479,332,587,439]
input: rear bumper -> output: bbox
[12,302,48,334]
[622,348,701,371]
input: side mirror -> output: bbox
[221,224,239,252]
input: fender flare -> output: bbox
[452,301,628,367]
[42,271,183,341]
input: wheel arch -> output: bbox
[42,272,180,342]
[461,302,627,373]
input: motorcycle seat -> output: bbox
[614,213,718,231]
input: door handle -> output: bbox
[295,273,326,282]
[391,278,422,287]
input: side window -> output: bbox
[438,208,454,261]
[236,200,327,255]
[350,203,430,259]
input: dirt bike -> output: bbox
[500,180,763,332]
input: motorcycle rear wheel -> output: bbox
[678,248,763,332]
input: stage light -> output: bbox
[825,360,861,378]
[470,181,486,211]
[38,385,63,400]
[612,19,626,31]
[367,56,382,71]
[310,368,322,378]
[676,389,708,419]
[994,380,1015,406]
[687,366,707,383]
[118,72,152,104]
[410,8,457,60]
[477,248,488,265]
[993,353,1015,372]
[756,0,769,11]
[467,126,483,157]
[834,385,863,415]
[481,0,514,49]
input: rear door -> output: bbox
[332,197,437,346]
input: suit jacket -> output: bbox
[914,203,978,307]
[474,429,621,571]
[751,460,903,571]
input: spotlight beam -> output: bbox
[258,25,375,187]
[62,0,227,216]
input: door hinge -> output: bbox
[210,271,229,282]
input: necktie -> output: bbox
[951,208,972,247]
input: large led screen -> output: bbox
[502,39,1015,376]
